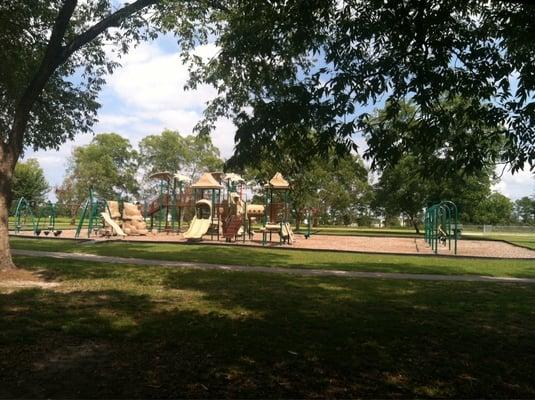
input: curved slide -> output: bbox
[183,216,212,239]
[101,212,126,237]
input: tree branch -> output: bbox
[59,0,160,63]
[8,0,78,159]
[8,0,162,165]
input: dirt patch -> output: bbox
[0,268,59,290]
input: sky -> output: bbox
[23,34,535,201]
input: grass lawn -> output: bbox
[1,256,535,398]
[8,216,75,231]
[463,233,535,250]
[9,237,535,278]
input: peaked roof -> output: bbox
[191,172,223,189]
[269,172,289,189]
[224,173,245,184]
[149,171,173,181]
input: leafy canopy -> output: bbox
[179,0,535,174]
[0,0,166,153]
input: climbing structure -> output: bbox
[261,172,294,245]
[424,200,460,254]
[75,189,112,238]
[146,172,192,233]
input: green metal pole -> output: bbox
[87,189,94,238]
[178,181,183,231]
[158,180,164,232]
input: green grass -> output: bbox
[9,237,535,278]
[2,256,535,398]
[463,233,535,250]
[8,216,75,231]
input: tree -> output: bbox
[138,130,223,179]
[373,156,429,233]
[138,130,188,176]
[243,152,372,229]
[55,175,83,224]
[514,196,535,224]
[317,156,372,226]
[11,159,50,205]
[64,133,139,202]
[373,155,498,232]
[473,192,514,225]
[182,135,224,179]
[428,173,493,225]
[0,0,175,269]
[183,1,535,176]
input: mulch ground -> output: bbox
[12,230,535,258]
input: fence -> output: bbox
[463,225,535,234]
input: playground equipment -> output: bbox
[75,189,128,238]
[11,198,62,236]
[121,202,149,235]
[220,174,247,242]
[261,172,294,245]
[146,172,176,233]
[183,172,223,240]
[100,210,126,237]
[424,200,460,254]
[302,208,319,239]
[76,192,150,238]
[146,172,192,233]
[35,201,59,236]
[75,189,111,238]
[12,198,36,234]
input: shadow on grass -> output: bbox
[2,258,535,398]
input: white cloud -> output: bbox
[493,166,535,200]
[106,41,218,112]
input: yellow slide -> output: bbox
[280,222,295,244]
[101,212,126,237]
[183,216,212,239]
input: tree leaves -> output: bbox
[182,0,535,174]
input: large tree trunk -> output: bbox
[0,159,15,270]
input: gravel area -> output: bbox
[11,229,535,259]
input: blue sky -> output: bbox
[23,34,535,201]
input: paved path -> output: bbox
[12,249,535,284]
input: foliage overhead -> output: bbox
[179,0,535,174]
[0,0,167,155]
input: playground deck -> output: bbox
[10,229,535,259]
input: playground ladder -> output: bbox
[223,215,243,239]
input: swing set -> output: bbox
[11,198,58,236]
